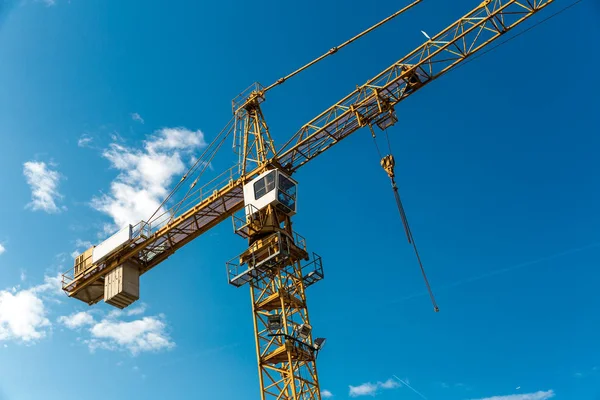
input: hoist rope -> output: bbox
[371,125,439,312]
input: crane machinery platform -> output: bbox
[63,0,556,399]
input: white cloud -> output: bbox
[0,290,50,342]
[470,390,555,400]
[77,134,94,148]
[349,383,378,397]
[131,113,145,124]
[379,379,400,389]
[321,390,334,398]
[86,316,175,355]
[23,161,64,213]
[126,303,146,316]
[58,311,95,329]
[71,239,93,259]
[20,270,26,282]
[0,243,5,255]
[0,275,62,343]
[91,127,206,231]
[349,378,401,397]
[29,274,63,297]
[145,128,205,152]
[60,305,174,355]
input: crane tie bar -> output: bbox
[263,0,423,93]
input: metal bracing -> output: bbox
[62,0,553,304]
[227,197,323,400]
[62,177,245,304]
[275,0,554,172]
[234,83,277,177]
[250,256,321,400]
[61,2,557,398]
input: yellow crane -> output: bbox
[63,1,555,399]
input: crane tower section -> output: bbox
[228,87,325,400]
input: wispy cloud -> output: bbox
[23,161,64,213]
[70,239,93,259]
[0,243,5,256]
[349,382,378,397]
[0,273,63,343]
[57,311,95,329]
[469,390,555,400]
[29,274,63,297]
[349,378,400,397]
[91,127,206,232]
[60,307,175,355]
[131,113,144,124]
[321,390,334,398]
[125,303,147,316]
[77,134,94,148]
[573,366,598,378]
[87,316,174,355]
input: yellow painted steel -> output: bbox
[62,1,555,399]
[276,0,555,170]
[63,0,553,302]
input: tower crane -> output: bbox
[63,0,555,399]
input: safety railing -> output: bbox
[301,253,324,288]
[62,165,241,292]
[232,82,265,114]
[146,165,240,234]
[232,204,262,238]
[226,229,312,287]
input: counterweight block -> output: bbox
[104,262,140,309]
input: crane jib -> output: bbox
[63,0,555,305]
[276,0,555,171]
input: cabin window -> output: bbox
[254,171,276,200]
[277,174,297,211]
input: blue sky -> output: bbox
[0,0,598,399]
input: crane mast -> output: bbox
[62,1,555,399]
[230,84,324,398]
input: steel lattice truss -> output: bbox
[276,0,554,171]
[251,260,320,400]
[62,0,554,319]
[61,2,558,400]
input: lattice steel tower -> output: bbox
[227,85,325,400]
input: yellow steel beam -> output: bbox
[276,0,555,170]
[63,0,554,302]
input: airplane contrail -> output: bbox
[393,375,428,400]
[392,241,600,304]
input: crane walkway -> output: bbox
[62,166,245,304]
